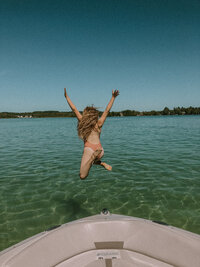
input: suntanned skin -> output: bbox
[64,88,119,179]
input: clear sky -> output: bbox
[0,0,200,112]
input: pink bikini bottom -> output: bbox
[84,141,104,159]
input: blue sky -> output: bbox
[0,0,200,112]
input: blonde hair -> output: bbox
[77,106,99,141]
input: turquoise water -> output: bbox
[0,116,200,251]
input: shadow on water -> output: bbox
[63,198,92,221]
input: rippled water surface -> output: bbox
[0,116,200,251]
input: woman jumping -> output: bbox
[64,88,119,179]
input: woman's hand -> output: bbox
[64,88,67,98]
[112,89,119,98]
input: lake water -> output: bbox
[0,116,200,251]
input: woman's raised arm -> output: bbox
[64,88,82,121]
[98,90,119,127]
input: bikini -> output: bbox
[84,125,104,159]
[84,141,103,151]
[84,141,104,159]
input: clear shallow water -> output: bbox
[0,116,200,251]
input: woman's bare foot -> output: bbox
[101,162,112,171]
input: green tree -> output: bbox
[162,107,170,115]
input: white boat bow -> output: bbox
[0,210,200,267]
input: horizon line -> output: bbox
[1,105,200,114]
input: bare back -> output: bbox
[86,123,102,144]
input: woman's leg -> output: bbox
[101,162,112,171]
[80,148,102,179]
[94,160,112,171]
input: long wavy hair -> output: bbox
[77,106,99,141]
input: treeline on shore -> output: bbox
[0,106,200,119]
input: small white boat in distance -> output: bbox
[0,210,200,267]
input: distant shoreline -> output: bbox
[0,106,200,119]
